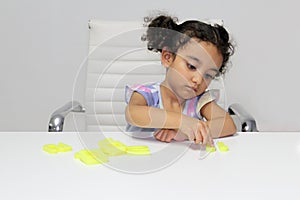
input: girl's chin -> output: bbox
[181,91,199,99]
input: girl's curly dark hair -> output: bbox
[142,15,235,75]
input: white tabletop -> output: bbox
[0,131,300,200]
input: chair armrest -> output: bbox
[228,103,259,132]
[48,101,85,132]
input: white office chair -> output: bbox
[48,19,258,133]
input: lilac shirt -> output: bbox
[125,82,214,132]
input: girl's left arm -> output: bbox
[200,101,237,138]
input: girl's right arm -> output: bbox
[125,92,183,129]
[125,92,213,145]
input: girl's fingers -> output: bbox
[200,123,213,146]
[155,129,175,143]
[161,130,169,142]
[187,132,195,142]
[201,123,209,145]
[162,129,173,142]
[194,128,202,144]
[153,130,160,137]
[154,130,159,136]
[204,123,213,146]
[166,130,176,142]
[154,129,163,140]
[193,122,208,145]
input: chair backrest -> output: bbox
[85,20,164,132]
[85,19,227,132]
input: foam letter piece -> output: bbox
[217,142,229,152]
[206,145,216,152]
[98,138,127,156]
[56,142,72,152]
[126,146,151,155]
[110,141,127,152]
[43,142,72,154]
[43,144,59,154]
[98,138,151,156]
[74,149,109,165]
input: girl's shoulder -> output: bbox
[196,89,220,111]
[125,82,161,106]
[185,90,219,119]
[127,82,160,93]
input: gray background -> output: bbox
[1,0,299,131]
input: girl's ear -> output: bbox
[161,47,174,67]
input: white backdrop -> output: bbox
[0,0,299,131]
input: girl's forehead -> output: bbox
[177,40,223,68]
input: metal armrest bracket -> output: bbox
[48,101,85,132]
[228,103,259,132]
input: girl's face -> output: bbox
[162,39,223,101]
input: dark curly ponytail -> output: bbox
[142,15,180,53]
[142,15,235,75]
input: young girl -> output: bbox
[125,15,236,146]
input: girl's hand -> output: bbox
[154,129,177,143]
[154,129,189,142]
[179,116,213,146]
[153,116,213,145]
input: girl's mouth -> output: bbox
[186,86,198,93]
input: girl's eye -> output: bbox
[204,74,215,80]
[187,63,197,71]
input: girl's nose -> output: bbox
[191,72,203,85]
